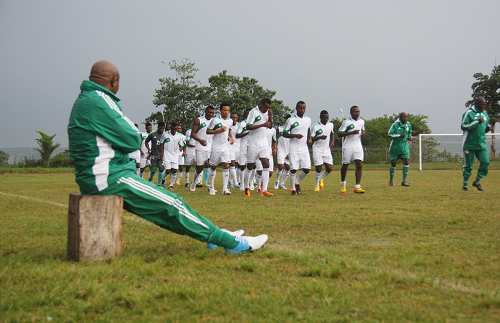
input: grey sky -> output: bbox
[0,0,499,148]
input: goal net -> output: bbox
[418,134,500,170]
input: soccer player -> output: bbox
[255,126,277,193]
[183,128,196,187]
[388,112,412,187]
[244,99,274,197]
[160,122,182,189]
[207,103,235,195]
[461,97,491,191]
[145,121,165,185]
[338,106,366,193]
[311,110,335,192]
[189,106,215,191]
[236,108,252,191]
[274,114,291,189]
[173,125,186,186]
[283,101,312,195]
[229,112,240,188]
[68,60,268,254]
[139,122,153,179]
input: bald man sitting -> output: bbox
[68,60,268,254]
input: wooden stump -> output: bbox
[67,194,123,261]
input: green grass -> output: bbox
[1,170,500,322]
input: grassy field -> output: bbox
[1,170,499,322]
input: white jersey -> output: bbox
[140,132,149,155]
[176,133,186,157]
[230,122,240,152]
[208,116,233,152]
[283,114,312,154]
[161,131,183,160]
[184,129,195,154]
[237,120,249,153]
[246,106,269,149]
[193,116,212,152]
[312,121,334,154]
[277,126,289,156]
[339,117,365,149]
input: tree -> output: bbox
[465,65,500,157]
[34,131,60,168]
[204,70,293,126]
[0,150,9,167]
[149,58,208,132]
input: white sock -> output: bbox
[244,168,252,189]
[290,172,297,190]
[319,170,330,181]
[276,169,282,183]
[222,169,229,190]
[262,168,270,191]
[192,170,200,185]
[315,171,321,187]
[185,171,190,184]
[136,168,140,176]
[297,171,308,184]
[281,170,289,185]
[209,169,216,188]
[230,166,237,186]
[255,173,262,191]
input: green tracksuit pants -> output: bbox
[95,172,238,249]
[463,149,489,183]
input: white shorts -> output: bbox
[313,151,333,166]
[184,150,196,166]
[178,155,184,166]
[196,150,210,166]
[277,151,290,165]
[342,147,364,164]
[209,149,231,166]
[140,155,150,168]
[289,151,311,170]
[247,146,271,164]
[230,149,239,162]
[129,151,140,164]
[162,158,178,170]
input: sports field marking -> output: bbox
[0,191,151,225]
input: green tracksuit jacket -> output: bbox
[461,106,489,151]
[68,80,142,195]
[388,119,412,155]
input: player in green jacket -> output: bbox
[68,60,268,254]
[461,97,491,191]
[387,112,412,186]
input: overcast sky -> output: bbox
[0,0,499,148]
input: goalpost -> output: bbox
[419,133,500,171]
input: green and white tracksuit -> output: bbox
[461,106,490,185]
[67,80,238,248]
[388,119,412,183]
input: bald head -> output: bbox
[89,60,120,94]
[400,112,408,124]
[476,97,486,111]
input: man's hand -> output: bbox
[407,137,413,141]
[330,141,335,148]
[400,133,406,138]
[220,126,226,132]
[295,134,304,139]
[308,138,313,146]
[318,135,327,140]
[351,130,360,135]
[478,117,484,124]
[200,140,207,146]
[487,125,492,132]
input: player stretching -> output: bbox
[338,106,365,193]
[283,101,312,195]
[145,121,165,185]
[388,112,412,186]
[244,99,274,197]
[189,106,215,191]
[207,103,235,195]
[311,110,335,192]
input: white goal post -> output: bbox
[419,133,500,171]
